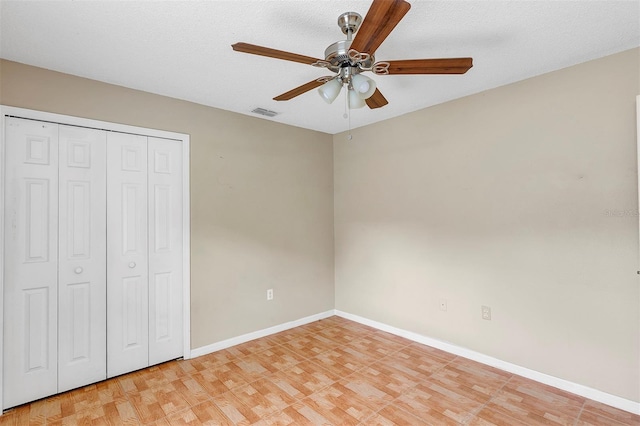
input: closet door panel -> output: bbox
[148,137,183,365]
[106,132,149,378]
[57,125,107,392]
[3,117,59,408]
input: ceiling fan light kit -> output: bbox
[318,78,343,104]
[348,89,366,109]
[351,74,376,99]
[231,0,473,111]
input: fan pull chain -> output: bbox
[344,88,352,140]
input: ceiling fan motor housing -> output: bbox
[324,40,375,71]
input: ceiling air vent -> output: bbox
[251,108,280,117]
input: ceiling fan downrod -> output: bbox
[316,11,374,75]
[337,12,362,40]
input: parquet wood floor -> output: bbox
[1,316,638,425]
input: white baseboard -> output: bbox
[189,310,334,359]
[335,310,640,415]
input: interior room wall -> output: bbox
[0,59,335,349]
[2,46,639,404]
[333,48,640,402]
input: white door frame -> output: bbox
[637,95,640,270]
[0,105,192,413]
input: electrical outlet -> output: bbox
[482,305,491,320]
[439,298,447,311]
[267,289,273,300]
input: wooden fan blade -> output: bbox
[232,42,322,65]
[350,0,411,55]
[381,58,473,75]
[366,89,389,109]
[274,79,326,101]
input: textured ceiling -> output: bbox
[1,1,639,135]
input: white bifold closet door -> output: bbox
[106,133,183,378]
[3,118,59,408]
[3,115,184,408]
[3,118,107,407]
[147,137,183,366]
[57,125,107,392]
[106,132,149,378]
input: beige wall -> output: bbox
[0,59,335,348]
[334,48,640,401]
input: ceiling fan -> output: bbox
[232,0,473,110]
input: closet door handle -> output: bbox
[128,262,136,268]
[74,267,83,274]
